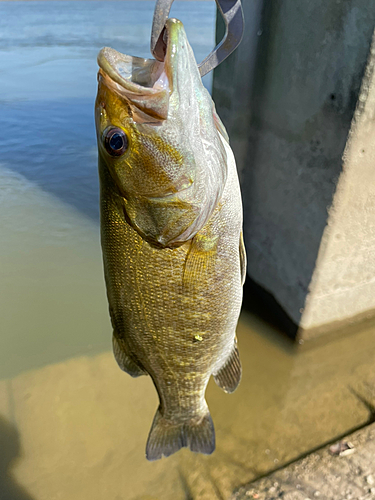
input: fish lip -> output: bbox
[97,18,186,95]
[96,23,177,121]
[155,18,185,84]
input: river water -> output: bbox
[0,0,215,378]
[1,2,375,500]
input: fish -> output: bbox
[95,17,246,461]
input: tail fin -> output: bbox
[146,407,215,461]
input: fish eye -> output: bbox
[103,127,129,157]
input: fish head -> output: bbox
[95,18,228,247]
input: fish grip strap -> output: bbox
[150,0,244,77]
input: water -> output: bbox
[0,0,216,378]
[1,2,375,500]
[0,1,215,222]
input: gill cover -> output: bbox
[96,18,228,247]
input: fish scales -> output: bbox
[96,18,245,460]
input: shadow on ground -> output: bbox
[0,416,34,500]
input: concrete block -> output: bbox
[213,0,375,339]
[300,41,375,336]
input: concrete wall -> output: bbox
[301,47,375,337]
[213,0,375,339]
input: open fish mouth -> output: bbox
[97,18,187,120]
[98,49,168,93]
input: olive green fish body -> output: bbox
[96,18,245,460]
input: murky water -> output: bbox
[0,0,216,378]
[1,2,375,500]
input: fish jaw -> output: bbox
[96,18,227,248]
[96,18,201,119]
[97,51,170,121]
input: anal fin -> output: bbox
[112,333,147,378]
[214,344,242,393]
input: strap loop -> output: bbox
[150,0,244,77]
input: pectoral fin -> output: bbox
[239,232,247,286]
[112,333,147,377]
[183,233,219,288]
[213,343,242,393]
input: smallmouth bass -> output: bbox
[95,18,246,460]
